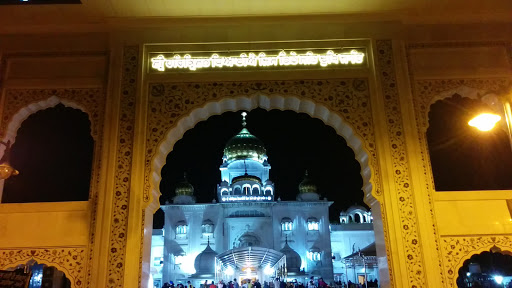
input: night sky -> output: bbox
[157,108,366,227]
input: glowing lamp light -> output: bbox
[468,113,501,131]
[225,266,234,276]
[264,265,275,275]
[0,141,18,180]
[466,272,470,277]
[0,163,19,180]
[494,275,503,284]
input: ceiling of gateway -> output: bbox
[0,0,510,33]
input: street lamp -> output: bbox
[468,113,502,132]
[0,140,19,180]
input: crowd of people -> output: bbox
[161,276,378,288]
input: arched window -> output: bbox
[252,186,260,195]
[281,217,293,231]
[354,213,361,223]
[307,217,319,231]
[202,219,214,237]
[3,104,94,203]
[427,95,512,190]
[243,186,250,195]
[6,261,71,288]
[176,221,187,235]
[265,189,272,196]
[234,186,242,195]
[307,248,321,261]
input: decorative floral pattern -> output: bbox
[0,248,86,288]
[143,79,382,203]
[441,236,512,287]
[107,46,139,288]
[376,40,426,287]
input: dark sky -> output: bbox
[157,108,366,227]
[3,104,93,203]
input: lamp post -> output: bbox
[0,140,18,180]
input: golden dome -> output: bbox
[175,173,194,196]
[299,170,317,194]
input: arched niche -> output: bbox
[426,93,512,191]
[3,259,76,288]
[0,95,99,203]
[3,95,95,145]
[1,103,94,203]
[456,247,512,287]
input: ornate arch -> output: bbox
[144,79,382,210]
[414,79,512,133]
[0,247,86,288]
[441,236,512,287]
[1,89,105,143]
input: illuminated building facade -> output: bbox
[157,116,357,286]
[1,1,512,288]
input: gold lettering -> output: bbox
[150,50,365,71]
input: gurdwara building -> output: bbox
[152,115,377,287]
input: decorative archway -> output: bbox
[0,247,86,288]
[440,236,512,287]
[140,78,390,287]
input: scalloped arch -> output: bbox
[3,95,93,145]
[450,244,512,287]
[424,85,505,131]
[1,258,79,288]
[149,94,375,208]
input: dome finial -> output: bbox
[241,112,247,127]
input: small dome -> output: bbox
[299,171,317,194]
[175,173,194,196]
[346,205,368,213]
[224,128,266,162]
[280,240,302,273]
[194,242,218,275]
